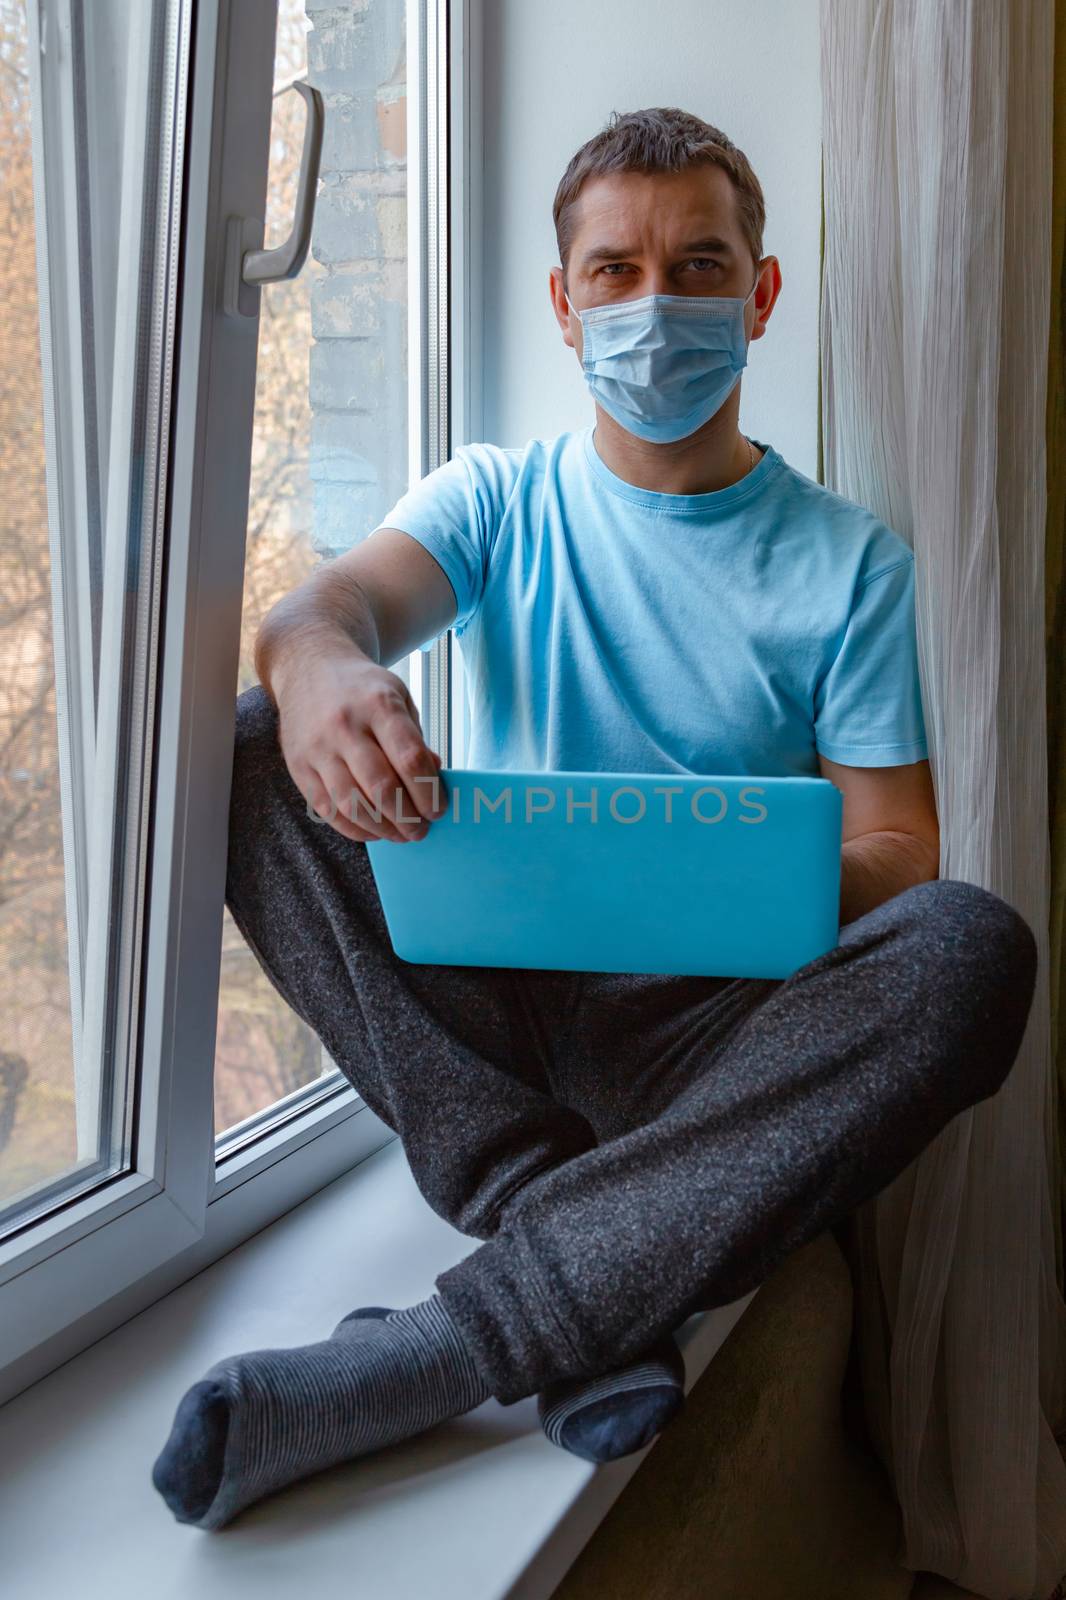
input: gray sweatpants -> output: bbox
[225,685,1037,1406]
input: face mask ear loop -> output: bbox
[741,268,761,350]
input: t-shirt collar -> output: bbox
[583,424,780,514]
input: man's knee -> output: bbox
[891,877,1037,986]
[233,683,281,773]
[226,684,313,911]
[231,683,299,816]
[888,877,1038,1098]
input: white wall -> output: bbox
[476,0,822,478]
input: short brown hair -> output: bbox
[553,107,766,287]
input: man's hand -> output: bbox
[253,527,458,844]
[272,647,447,844]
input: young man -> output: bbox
[153,108,1037,1530]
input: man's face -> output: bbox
[551,165,778,360]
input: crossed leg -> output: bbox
[437,877,1038,1401]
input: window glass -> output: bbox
[0,1,68,1214]
[214,0,411,1142]
[0,0,186,1229]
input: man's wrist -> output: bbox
[259,587,375,701]
[259,620,371,708]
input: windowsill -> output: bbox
[0,1136,755,1600]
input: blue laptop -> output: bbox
[365,769,842,980]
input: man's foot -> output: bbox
[151,1296,489,1529]
[537,1334,686,1463]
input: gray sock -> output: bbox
[537,1334,686,1463]
[151,1295,490,1529]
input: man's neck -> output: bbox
[590,395,763,496]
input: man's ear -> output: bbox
[551,266,576,349]
[750,255,783,343]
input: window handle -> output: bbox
[223,79,324,318]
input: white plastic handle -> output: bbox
[223,79,324,318]
[243,79,323,286]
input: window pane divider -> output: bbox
[417,0,452,760]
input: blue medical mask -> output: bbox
[566,275,759,443]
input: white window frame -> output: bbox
[0,0,464,1406]
[442,0,481,765]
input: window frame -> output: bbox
[439,0,482,763]
[1,0,208,1389]
[1,0,461,1405]
[415,0,480,758]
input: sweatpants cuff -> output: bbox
[435,1231,584,1406]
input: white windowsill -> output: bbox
[0,1136,755,1600]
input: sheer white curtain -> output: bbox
[820,3,1066,1595]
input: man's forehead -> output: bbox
[570,168,743,255]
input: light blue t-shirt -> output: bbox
[374,426,928,778]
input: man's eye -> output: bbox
[600,263,629,275]
[688,258,722,272]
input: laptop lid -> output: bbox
[365,769,842,980]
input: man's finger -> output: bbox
[366,701,446,823]
[299,766,381,842]
[332,737,429,839]
[316,752,412,842]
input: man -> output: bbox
[153,108,1037,1531]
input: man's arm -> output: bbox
[254,528,457,844]
[817,755,940,925]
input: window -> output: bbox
[0,0,192,1236]
[0,0,464,1405]
[213,0,414,1152]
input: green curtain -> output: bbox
[1049,0,1066,1293]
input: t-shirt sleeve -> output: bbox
[371,445,509,651]
[813,554,929,767]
